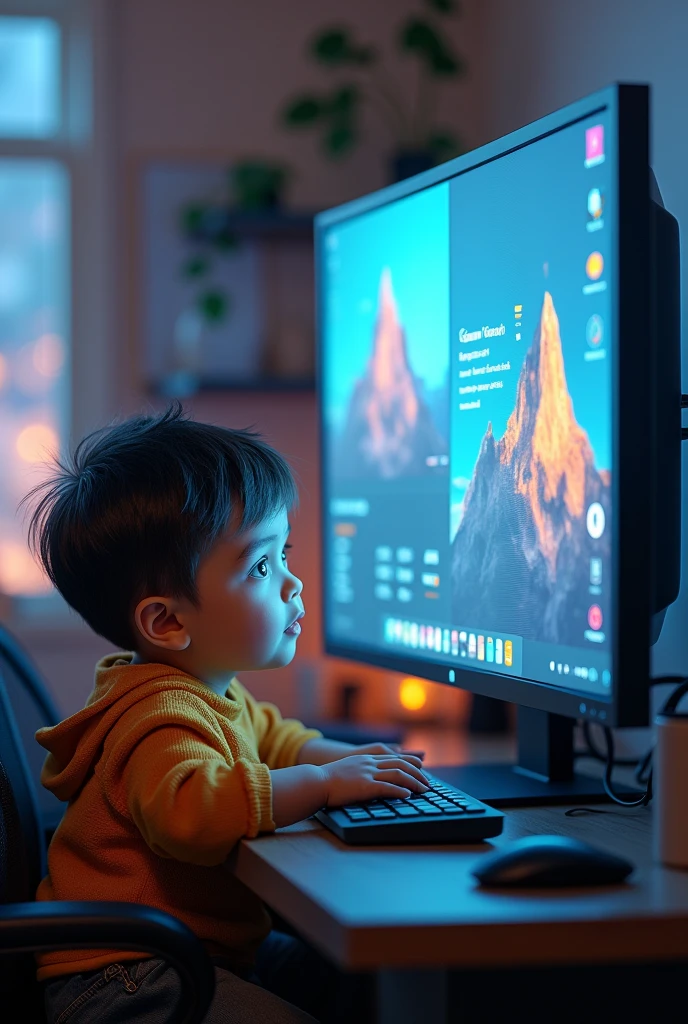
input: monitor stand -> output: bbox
[431,706,642,807]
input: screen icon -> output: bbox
[514,303,523,341]
[586,251,604,281]
[590,557,603,586]
[587,502,606,539]
[477,635,485,661]
[504,640,513,667]
[451,629,459,656]
[586,314,604,349]
[459,630,467,656]
[585,125,605,168]
[587,188,604,222]
[588,605,604,631]
[495,638,503,665]
[443,629,450,654]
[468,633,476,658]
[486,637,494,662]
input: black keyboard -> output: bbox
[315,774,504,845]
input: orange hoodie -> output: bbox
[34,653,321,982]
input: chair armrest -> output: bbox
[0,901,215,1024]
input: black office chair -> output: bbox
[0,671,216,1024]
[0,623,67,841]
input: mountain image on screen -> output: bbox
[451,291,611,645]
[336,268,447,479]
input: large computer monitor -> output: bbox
[316,83,682,804]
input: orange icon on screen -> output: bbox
[504,640,513,667]
[586,251,604,280]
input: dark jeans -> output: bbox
[43,929,370,1024]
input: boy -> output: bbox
[25,404,428,1023]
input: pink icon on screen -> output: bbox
[585,125,605,168]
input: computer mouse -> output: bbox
[472,834,634,888]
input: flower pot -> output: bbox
[390,149,436,183]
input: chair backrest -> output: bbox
[0,625,65,832]
[0,670,50,1014]
[0,672,46,905]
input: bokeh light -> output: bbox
[0,541,50,595]
[0,352,7,390]
[16,421,58,462]
[32,332,65,376]
[399,677,428,712]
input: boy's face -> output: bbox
[135,506,304,688]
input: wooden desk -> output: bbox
[230,747,688,1023]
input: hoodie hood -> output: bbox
[36,653,241,802]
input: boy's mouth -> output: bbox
[284,612,304,636]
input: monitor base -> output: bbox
[431,762,642,807]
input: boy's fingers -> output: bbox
[373,753,425,772]
[376,768,429,792]
[375,762,429,786]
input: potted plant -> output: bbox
[282,0,465,182]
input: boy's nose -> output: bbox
[284,571,303,601]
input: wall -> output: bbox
[471,0,688,682]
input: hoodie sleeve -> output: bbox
[233,680,322,770]
[99,701,275,867]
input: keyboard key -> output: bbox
[394,805,424,816]
[369,808,396,819]
[463,806,487,814]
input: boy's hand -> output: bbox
[320,753,429,807]
[346,742,425,760]
[297,737,425,765]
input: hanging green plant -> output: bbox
[281,0,465,174]
[177,158,290,326]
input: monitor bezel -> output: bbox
[315,83,651,729]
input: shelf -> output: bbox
[189,208,316,244]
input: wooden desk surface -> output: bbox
[230,744,688,972]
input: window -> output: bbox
[0,159,69,595]
[0,16,61,137]
[0,2,107,614]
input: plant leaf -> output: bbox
[312,28,375,66]
[327,84,360,116]
[283,96,323,125]
[231,161,289,209]
[400,18,461,75]
[323,121,357,158]
[424,0,459,13]
[198,290,229,323]
[182,255,210,278]
[180,204,206,237]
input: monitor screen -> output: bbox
[319,103,618,712]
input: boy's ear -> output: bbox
[134,597,191,651]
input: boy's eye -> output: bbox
[249,558,270,579]
[282,543,292,563]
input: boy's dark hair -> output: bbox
[22,403,297,650]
